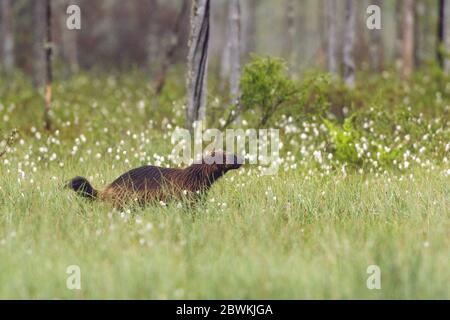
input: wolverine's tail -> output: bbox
[66,176,98,199]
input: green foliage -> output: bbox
[240,56,297,127]
[0,61,449,299]
[323,116,360,166]
[234,57,450,171]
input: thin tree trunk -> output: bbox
[369,0,383,71]
[395,0,403,64]
[1,0,15,73]
[186,0,210,130]
[147,0,159,74]
[445,0,450,74]
[61,0,79,76]
[228,0,241,103]
[154,0,189,94]
[284,0,295,66]
[414,1,425,68]
[401,0,414,79]
[316,0,326,69]
[325,0,337,76]
[354,0,369,70]
[33,0,46,88]
[296,0,305,70]
[437,0,445,68]
[343,0,355,87]
[244,0,257,56]
[220,1,230,89]
[44,0,53,131]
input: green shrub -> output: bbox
[240,56,297,127]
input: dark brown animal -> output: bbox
[67,151,242,207]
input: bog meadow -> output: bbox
[0,0,449,299]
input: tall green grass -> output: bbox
[0,165,448,299]
[0,68,449,298]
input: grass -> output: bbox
[0,163,448,299]
[0,70,449,299]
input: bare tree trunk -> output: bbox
[395,0,403,65]
[1,0,15,73]
[154,0,189,94]
[402,0,414,79]
[186,0,210,130]
[437,0,445,68]
[44,0,53,131]
[369,0,383,71]
[60,0,79,76]
[220,1,230,89]
[343,0,355,87]
[325,0,337,76]
[228,0,241,103]
[284,0,296,65]
[147,0,159,74]
[414,1,425,68]
[33,0,46,88]
[445,0,450,74]
[244,0,257,56]
[316,0,326,69]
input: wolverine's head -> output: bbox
[202,150,244,172]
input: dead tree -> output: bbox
[437,0,445,68]
[220,1,230,88]
[186,0,210,130]
[437,0,450,71]
[154,0,189,94]
[44,0,53,130]
[325,0,337,76]
[0,0,15,73]
[60,0,79,76]
[394,0,403,65]
[414,1,425,68]
[228,0,241,103]
[445,0,450,73]
[147,0,159,72]
[343,0,355,87]
[369,0,384,71]
[243,0,257,56]
[401,0,414,79]
[284,0,296,66]
[33,0,46,88]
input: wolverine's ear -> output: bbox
[209,149,218,158]
[203,150,226,167]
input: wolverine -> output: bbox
[67,150,243,207]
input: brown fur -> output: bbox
[67,151,242,208]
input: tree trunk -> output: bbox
[220,1,230,89]
[60,0,79,76]
[1,0,15,73]
[401,0,414,79]
[395,0,403,64]
[154,0,189,94]
[343,0,355,87]
[244,0,257,56]
[186,0,210,130]
[445,0,450,74]
[369,0,383,71]
[44,0,53,131]
[147,0,159,74]
[316,0,326,69]
[437,0,445,68]
[33,0,46,88]
[228,0,241,103]
[414,1,425,68]
[325,0,337,76]
[284,0,296,66]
